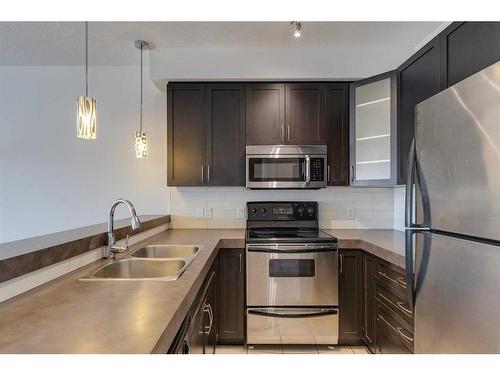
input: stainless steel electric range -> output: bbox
[245,201,339,345]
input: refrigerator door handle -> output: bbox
[405,138,416,229]
[405,229,415,312]
[404,138,430,312]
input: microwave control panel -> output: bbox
[310,158,325,181]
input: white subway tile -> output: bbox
[354,201,394,211]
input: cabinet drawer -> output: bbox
[375,279,413,323]
[376,301,414,353]
[376,263,408,294]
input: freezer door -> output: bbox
[415,231,500,353]
[415,61,500,240]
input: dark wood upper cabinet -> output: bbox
[206,84,246,186]
[217,249,245,345]
[168,83,245,186]
[246,83,285,145]
[326,83,349,186]
[167,83,206,186]
[339,249,363,345]
[397,37,441,184]
[441,22,500,88]
[285,83,326,145]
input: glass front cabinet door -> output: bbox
[349,71,398,186]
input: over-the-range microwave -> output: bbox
[245,145,327,189]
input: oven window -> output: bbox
[248,158,305,182]
[269,259,315,277]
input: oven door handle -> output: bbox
[247,244,337,253]
[248,308,338,319]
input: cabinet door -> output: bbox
[350,71,398,186]
[441,22,500,88]
[397,37,441,184]
[285,83,326,144]
[246,83,285,145]
[362,255,378,352]
[206,84,246,186]
[167,83,206,185]
[218,249,245,344]
[326,83,349,186]
[203,266,218,354]
[338,250,363,345]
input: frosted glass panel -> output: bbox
[355,78,392,181]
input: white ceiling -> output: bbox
[0,21,444,66]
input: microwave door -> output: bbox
[247,156,307,189]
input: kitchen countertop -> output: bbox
[324,229,406,269]
[0,228,405,354]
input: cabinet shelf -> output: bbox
[356,160,390,165]
[356,134,390,141]
[356,97,390,108]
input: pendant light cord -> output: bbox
[140,44,143,133]
[85,21,89,97]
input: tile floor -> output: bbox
[216,344,371,354]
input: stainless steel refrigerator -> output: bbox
[406,61,500,353]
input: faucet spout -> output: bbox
[107,199,141,259]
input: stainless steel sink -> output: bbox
[82,258,188,281]
[130,245,199,259]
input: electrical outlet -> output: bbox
[347,208,355,219]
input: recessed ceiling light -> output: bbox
[291,21,302,38]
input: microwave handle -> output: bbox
[305,155,311,184]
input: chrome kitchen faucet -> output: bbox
[107,199,141,259]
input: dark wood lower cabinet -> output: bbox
[338,249,363,345]
[217,248,245,344]
[362,254,378,352]
[170,247,414,354]
[372,260,414,354]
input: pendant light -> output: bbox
[134,40,149,158]
[76,22,97,139]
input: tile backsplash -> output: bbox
[168,186,406,230]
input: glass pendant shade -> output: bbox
[135,131,148,158]
[76,96,97,139]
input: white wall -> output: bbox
[168,186,397,230]
[0,62,169,243]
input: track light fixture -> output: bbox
[291,21,302,38]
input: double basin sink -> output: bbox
[81,245,200,281]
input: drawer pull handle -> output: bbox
[379,292,413,316]
[378,271,398,284]
[396,301,412,315]
[378,314,414,343]
[396,327,414,343]
[396,277,407,287]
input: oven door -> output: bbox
[246,243,338,306]
[246,155,326,189]
[247,307,339,345]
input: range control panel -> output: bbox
[247,201,318,221]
